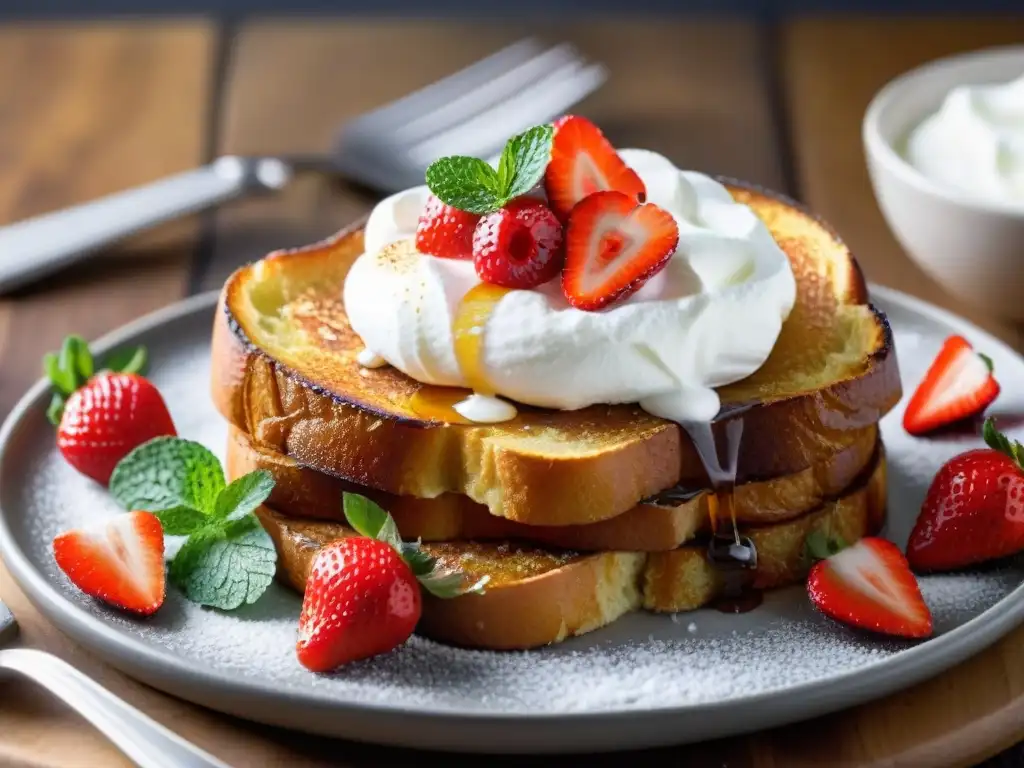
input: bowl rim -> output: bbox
[862,44,1024,220]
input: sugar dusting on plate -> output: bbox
[9,305,1024,717]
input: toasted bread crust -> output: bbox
[643,446,887,612]
[256,507,643,650]
[212,182,901,526]
[257,448,885,650]
[228,423,878,550]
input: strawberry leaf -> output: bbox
[109,437,225,517]
[500,124,553,200]
[417,570,490,599]
[213,470,274,521]
[804,530,847,563]
[400,540,436,577]
[425,156,503,214]
[45,392,66,426]
[101,345,148,376]
[983,418,1024,469]
[342,492,402,552]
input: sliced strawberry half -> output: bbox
[562,191,678,311]
[903,335,1000,436]
[807,537,932,639]
[53,510,166,616]
[544,115,646,222]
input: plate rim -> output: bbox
[1,284,1023,736]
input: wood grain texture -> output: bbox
[0,20,219,768]
[779,15,1024,350]
[779,16,1024,768]
[197,17,783,291]
[0,22,214,413]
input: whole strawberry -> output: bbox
[44,336,175,484]
[907,418,1024,572]
[296,493,488,673]
[298,537,421,671]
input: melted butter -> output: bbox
[409,282,511,424]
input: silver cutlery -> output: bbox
[0,38,605,295]
[0,598,232,768]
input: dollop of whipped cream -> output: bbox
[906,73,1024,205]
[343,149,796,424]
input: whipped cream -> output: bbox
[905,73,1024,205]
[344,149,796,424]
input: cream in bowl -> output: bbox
[863,46,1024,320]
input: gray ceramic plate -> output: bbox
[2,287,1024,754]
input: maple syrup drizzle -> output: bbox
[680,417,761,613]
[408,283,511,423]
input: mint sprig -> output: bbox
[109,437,277,611]
[424,124,554,214]
[43,334,148,425]
[343,492,489,599]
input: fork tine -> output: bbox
[343,38,545,138]
[387,43,585,146]
[407,61,607,168]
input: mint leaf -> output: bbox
[101,345,148,376]
[170,515,277,610]
[214,470,274,521]
[155,506,209,536]
[70,336,93,381]
[418,570,489,599]
[343,492,402,551]
[425,156,502,214]
[499,124,553,200]
[109,437,225,516]
[496,149,516,196]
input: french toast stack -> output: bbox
[209,182,902,650]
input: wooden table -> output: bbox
[0,15,1022,768]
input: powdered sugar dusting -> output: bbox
[3,295,1024,721]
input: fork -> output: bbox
[0,38,605,295]
[0,599,232,768]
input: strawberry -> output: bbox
[415,194,480,259]
[52,511,166,616]
[903,335,1000,436]
[58,373,177,485]
[562,191,679,310]
[472,198,564,288]
[544,115,646,222]
[807,537,932,639]
[296,492,488,672]
[907,418,1024,572]
[297,537,421,672]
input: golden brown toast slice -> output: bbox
[256,447,885,650]
[259,507,645,650]
[228,423,879,551]
[212,182,900,527]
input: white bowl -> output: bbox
[863,46,1024,321]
